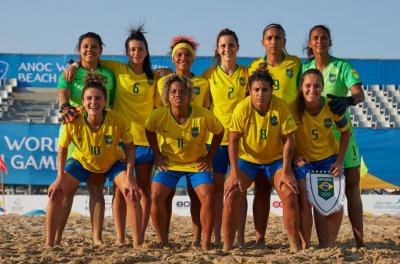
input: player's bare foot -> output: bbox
[93,239,104,245]
[191,240,201,249]
[201,241,211,251]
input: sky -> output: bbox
[1,0,399,59]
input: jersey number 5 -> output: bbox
[311,129,319,140]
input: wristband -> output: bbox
[59,102,73,113]
[71,62,79,69]
[349,96,356,106]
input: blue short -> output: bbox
[294,155,337,180]
[153,170,213,189]
[207,145,229,174]
[238,158,283,181]
[136,145,154,165]
[65,158,126,182]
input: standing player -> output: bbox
[63,25,159,244]
[302,25,365,247]
[145,74,223,250]
[222,69,301,252]
[293,69,350,248]
[202,28,248,246]
[248,23,301,247]
[97,25,157,245]
[46,74,142,248]
[57,32,116,245]
[155,36,211,245]
[155,36,210,108]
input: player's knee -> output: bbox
[199,192,214,207]
[49,189,64,203]
[124,193,139,205]
[87,180,105,196]
[279,185,297,202]
[151,190,166,206]
[225,186,242,204]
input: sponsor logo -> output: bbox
[324,118,333,128]
[0,61,9,78]
[318,177,334,200]
[193,86,200,95]
[104,135,113,145]
[11,198,23,213]
[373,200,400,210]
[176,201,191,208]
[286,68,293,78]
[270,116,278,126]
[191,127,200,137]
[329,73,336,83]
[272,200,283,208]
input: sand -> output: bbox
[0,214,399,263]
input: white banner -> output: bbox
[0,195,399,216]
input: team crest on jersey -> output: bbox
[270,116,278,126]
[148,79,154,85]
[191,127,200,137]
[324,118,333,128]
[329,73,337,83]
[318,177,334,200]
[286,68,294,78]
[351,69,360,79]
[104,135,113,145]
[239,77,246,87]
[193,86,200,95]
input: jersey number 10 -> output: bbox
[90,146,101,155]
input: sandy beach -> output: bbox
[0,214,399,263]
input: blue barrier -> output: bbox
[1,53,400,87]
[0,123,399,187]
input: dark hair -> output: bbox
[82,73,108,100]
[76,32,104,52]
[295,68,324,121]
[248,68,274,89]
[305,25,332,60]
[125,24,154,80]
[213,28,239,65]
[262,23,287,54]
[262,23,286,39]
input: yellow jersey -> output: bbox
[293,97,349,162]
[248,55,301,106]
[101,60,156,146]
[202,65,248,145]
[145,105,223,172]
[155,73,210,108]
[230,96,297,164]
[59,110,132,173]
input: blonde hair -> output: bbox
[161,74,193,106]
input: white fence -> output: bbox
[1,195,399,217]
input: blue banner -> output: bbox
[356,128,400,187]
[0,123,59,184]
[1,53,400,87]
[0,123,399,187]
